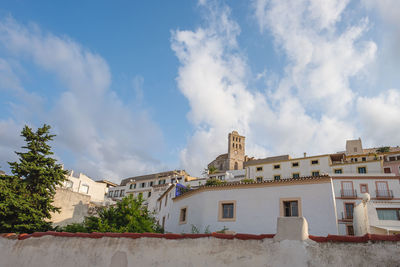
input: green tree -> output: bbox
[0,124,67,233]
[376,146,390,153]
[60,195,163,233]
[205,178,227,186]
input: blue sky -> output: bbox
[1,0,399,183]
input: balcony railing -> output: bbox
[341,212,353,220]
[340,189,357,198]
[376,190,394,199]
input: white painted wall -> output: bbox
[332,177,400,235]
[330,160,383,174]
[246,156,331,180]
[2,236,400,267]
[64,171,107,203]
[163,181,338,236]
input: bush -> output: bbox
[59,195,163,233]
[241,179,254,183]
[205,178,227,186]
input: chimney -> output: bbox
[303,152,307,158]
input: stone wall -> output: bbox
[50,188,91,227]
[1,233,400,267]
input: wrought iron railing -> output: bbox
[376,190,393,199]
[340,189,357,198]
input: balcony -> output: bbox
[375,190,394,199]
[340,189,357,198]
[341,212,353,220]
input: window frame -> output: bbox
[292,173,300,179]
[256,177,263,182]
[179,206,188,224]
[311,170,320,176]
[357,166,367,174]
[218,200,236,222]
[292,162,299,167]
[359,183,369,193]
[274,175,281,181]
[334,168,343,174]
[310,159,319,165]
[256,166,263,172]
[343,202,355,220]
[273,164,281,170]
[280,197,302,217]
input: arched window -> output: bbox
[239,144,242,150]
[234,162,238,170]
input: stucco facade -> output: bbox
[63,171,109,203]
[158,177,338,236]
[332,175,400,235]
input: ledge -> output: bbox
[1,232,400,242]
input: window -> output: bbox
[292,173,300,179]
[344,203,354,219]
[292,162,299,167]
[120,190,125,197]
[149,181,154,187]
[141,182,146,188]
[256,177,263,182]
[158,179,166,185]
[171,178,176,183]
[179,207,187,224]
[114,190,119,197]
[148,191,151,197]
[280,198,301,217]
[129,184,133,189]
[334,169,343,174]
[384,167,391,173]
[362,157,366,162]
[80,184,89,194]
[376,181,390,198]
[354,158,358,162]
[274,175,281,181]
[312,171,320,176]
[341,181,354,197]
[311,160,319,165]
[346,225,354,236]
[274,164,280,169]
[377,209,399,220]
[358,167,367,174]
[108,191,113,197]
[283,201,299,217]
[389,156,396,161]
[256,166,263,172]
[360,184,368,193]
[218,201,236,221]
[65,180,73,189]
[134,183,137,189]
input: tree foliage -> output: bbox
[0,125,67,233]
[376,146,390,153]
[59,195,163,233]
[205,178,227,186]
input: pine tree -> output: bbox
[0,124,67,233]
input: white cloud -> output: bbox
[0,17,165,182]
[357,89,400,146]
[173,0,380,175]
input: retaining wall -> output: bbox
[1,232,400,267]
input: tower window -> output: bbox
[239,144,242,149]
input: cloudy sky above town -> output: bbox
[0,0,399,182]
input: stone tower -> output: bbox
[227,131,245,170]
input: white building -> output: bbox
[332,174,400,235]
[107,170,199,211]
[63,170,112,203]
[353,193,400,235]
[157,176,338,236]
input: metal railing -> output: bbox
[376,190,394,199]
[340,189,357,198]
[341,211,353,220]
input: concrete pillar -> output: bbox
[273,217,309,241]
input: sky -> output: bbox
[0,0,399,183]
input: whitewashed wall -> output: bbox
[165,181,338,236]
[246,156,331,180]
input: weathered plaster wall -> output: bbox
[1,235,400,267]
[50,188,91,227]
